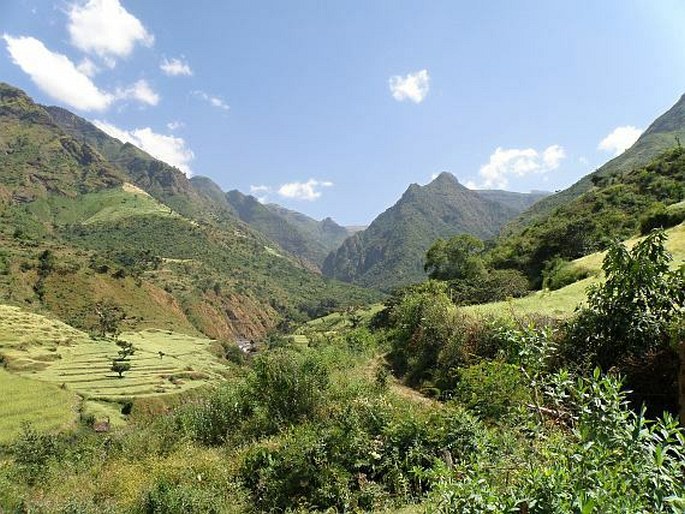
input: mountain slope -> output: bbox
[322,172,522,291]
[489,146,685,284]
[509,93,685,231]
[0,83,379,340]
[475,189,550,212]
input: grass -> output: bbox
[0,304,232,436]
[26,184,178,227]
[465,222,685,319]
[0,369,78,443]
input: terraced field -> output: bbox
[0,369,78,443]
[0,304,231,435]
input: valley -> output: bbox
[1,20,685,511]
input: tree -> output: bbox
[424,234,485,281]
[111,359,131,378]
[565,230,684,414]
[94,301,125,339]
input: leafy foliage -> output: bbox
[491,146,685,285]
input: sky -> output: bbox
[2,1,685,225]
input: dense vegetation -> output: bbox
[490,145,685,285]
[1,230,683,513]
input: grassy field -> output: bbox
[0,369,79,443]
[0,304,231,434]
[26,184,178,226]
[465,222,685,318]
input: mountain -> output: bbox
[220,189,349,269]
[475,189,550,212]
[509,93,685,231]
[0,83,379,340]
[488,93,685,285]
[322,172,539,291]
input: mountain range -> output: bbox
[0,83,378,341]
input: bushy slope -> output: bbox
[322,172,526,291]
[0,83,380,341]
[508,92,685,232]
[490,146,685,283]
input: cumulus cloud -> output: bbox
[93,120,195,175]
[67,0,153,61]
[598,125,642,156]
[160,57,192,76]
[389,69,430,103]
[249,180,333,202]
[3,34,160,111]
[193,90,230,111]
[477,144,566,189]
[278,179,333,201]
[116,79,159,106]
[3,34,114,111]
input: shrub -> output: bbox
[11,423,58,484]
[143,478,227,514]
[639,201,685,235]
[247,348,330,428]
[454,361,530,420]
[541,257,591,290]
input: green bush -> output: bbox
[247,348,330,428]
[541,257,591,290]
[639,202,685,235]
[454,361,530,420]
[11,423,58,484]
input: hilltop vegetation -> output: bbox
[509,93,685,231]
[490,145,685,285]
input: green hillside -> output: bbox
[467,221,685,318]
[322,172,532,291]
[489,145,685,284]
[0,83,380,343]
[507,93,685,232]
[221,188,348,269]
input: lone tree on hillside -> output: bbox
[94,301,125,339]
[111,359,131,378]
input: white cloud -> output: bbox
[77,57,99,77]
[160,57,192,76]
[67,0,153,61]
[598,125,642,156]
[193,90,230,111]
[4,34,160,111]
[116,79,159,106]
[477,145,566,189]
[166,120,184,131]
[93,120,195,175]
[3,34,114,111]
[389,69,430,103]
[579,156,589,165]
[278,179,333,201]
[250,185,270,203]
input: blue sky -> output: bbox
[2,1,685,225]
